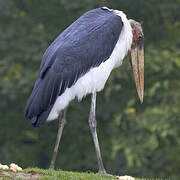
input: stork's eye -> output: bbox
[138,34,144,40]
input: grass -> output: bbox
[24,168,116,180]
[0,168,174,180]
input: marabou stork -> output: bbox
[25,7,144,174]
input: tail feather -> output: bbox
[24,71,61,127]
[30,105,53,127]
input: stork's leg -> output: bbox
[49,108,67,170]
[89,92,107,174]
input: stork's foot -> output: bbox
[98,170,107,174]
[116,175,135,180]
[98,170,112,176]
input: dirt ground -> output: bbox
[0,171,43,179]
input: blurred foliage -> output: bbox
[0,0,180,179]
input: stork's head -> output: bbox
[129,19,144,103]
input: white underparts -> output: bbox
[47,10,133,121]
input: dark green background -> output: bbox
[0,0,180,178]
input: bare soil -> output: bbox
[0,171,43,179]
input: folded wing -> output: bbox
[24,8,123,127]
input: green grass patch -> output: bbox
[0,168,173,180]
[24,168,115,180]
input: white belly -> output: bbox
[47,58,114,121]
[47,10,132,121]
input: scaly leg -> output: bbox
[88,92,107,174]
[49,108,67,170]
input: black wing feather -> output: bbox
[25,8,123,127]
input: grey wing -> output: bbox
[24,8,123,127]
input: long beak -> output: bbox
[130,39,144,103]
